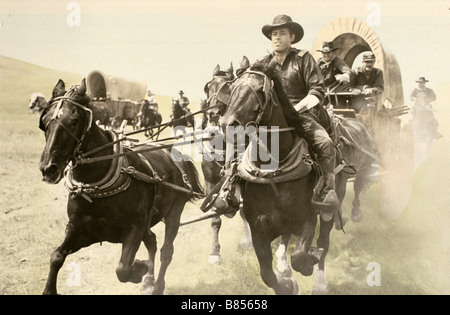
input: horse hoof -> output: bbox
[140,284,155,295]
[312,268,328,295]
[208,255,222,265]
[140,274,155,295]
[291,252,314,276]
[351,209,362,222]
[277,277,299,295]
[288,277,299,295]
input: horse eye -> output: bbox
[70,118,79,127]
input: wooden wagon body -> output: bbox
[86,70,148,128]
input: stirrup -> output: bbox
[210,190,239,218]
[312,190,339,222]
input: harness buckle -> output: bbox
[303,153,314,166]
[122,166,136,175]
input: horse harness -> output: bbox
[42,96,200,204]
[64,130,198,205]
[40,96,94,165]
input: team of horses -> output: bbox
[35,55,430,295]
[30,89,174,135]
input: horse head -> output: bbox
[29,92,48,114]
[220,60,274,136]
[203,60,242,126]
[39,78,93,184]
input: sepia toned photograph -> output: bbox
[1,0,449,297]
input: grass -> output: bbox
[0,54,449,295]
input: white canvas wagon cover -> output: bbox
[311,17,404,107]
[86,70,148,101]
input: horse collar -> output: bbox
[64,131,129,202]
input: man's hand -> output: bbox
[362,87,376,95]
[294,95,320,112]
[335,73,350,83]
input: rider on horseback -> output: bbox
[178,90,190,110]
[260,14,338,216]
[208,15,339,218]
[410,77,441,139]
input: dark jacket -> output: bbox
[317,55,351,87]
[350,67,384,95]
[261,48,325,106]
[411,87,436,108]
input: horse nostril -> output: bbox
[43,164,59,178]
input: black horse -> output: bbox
[138,100,162,137]
[201,60,254,264]
[219,60,378,294]
[220,61,322,294]
[170,99,194,135]
[38,79,203,295]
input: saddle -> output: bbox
[237,135,313,184]
[200,135,316,216]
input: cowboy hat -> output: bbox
[317,41,338,53]
[416,77,429,83]
[262,15,304,44]
[362,52,376,62]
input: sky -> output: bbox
[1,0,449,102]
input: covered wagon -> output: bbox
[86,70,148,129]
[311,17,408,163]
[311,17,404,111]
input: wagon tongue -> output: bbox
[179,210,220,227]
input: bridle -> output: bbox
[204,77,232,119]
[228,70,275,129]
[40,96,93,166]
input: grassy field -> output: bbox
[1,54,449,295]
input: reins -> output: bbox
[75,102,224,161]
[42,96,94,163]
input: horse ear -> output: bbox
[78,78,87,96]
[225,62,235,80]
[226,62,233,74]
[236,56,250,76]
[240,56,250,70]
[52,79,66,98]
[213,64,221,77]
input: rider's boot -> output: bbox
[201,164,240,218]
[312,155,339,222]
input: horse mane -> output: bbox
[249,62,306,138]
[66,85,91,106]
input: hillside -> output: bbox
[0,54,198,123]
[0,55,83,115]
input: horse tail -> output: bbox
[182,159,205,202]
